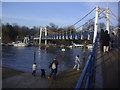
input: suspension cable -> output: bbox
[109,9,120,22]
[109,19,115,27]
[109,15,120,22]
[76,17,95,30]
[109,15,119,22]
[71,7,96,27]
[76,10,105,30]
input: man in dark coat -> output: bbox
[99,29,105,52]
[103,30,110,52]
[48,57,58,80]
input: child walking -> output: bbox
[32,62,37,76]
[73,55,81,70]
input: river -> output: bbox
[2,46,90,73]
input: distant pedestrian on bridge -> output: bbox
[73,55,81,71]
[103,30,110,52]
[110,32,116,49]
[48,57,58,80]
[100,29,105,52]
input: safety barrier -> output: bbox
[75,36,98,89]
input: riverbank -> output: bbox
[2,67,82,88]
[2,67,24,79]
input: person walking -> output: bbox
[32,62,37,76]
[73,55,81,71]
[103,30,110,52]
[110,32,115,49]
[99,29,105,52]
[48,57,58,80]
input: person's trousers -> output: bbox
[32,70,36,76]
[103,46,109,52]
[49,69,57,80]
[73,63,80,70]
[100,43,103,52]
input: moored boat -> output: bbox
[13,41,28,47]
[13,37,29,47]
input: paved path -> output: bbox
[2,73,50,88]
[2,69,81,88]
[95,48,119,88]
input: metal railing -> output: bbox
[75,36,98,89]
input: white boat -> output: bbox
[61,48,65,52]
[69,45,73,48]
[14,37,29,47]
[71,41,84,47]
[14,41,28,47]
[87,44,93,49]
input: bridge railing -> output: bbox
[110,37,120,48]
[75,36,98,89]
[33,32,94,40]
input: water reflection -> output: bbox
[38,46,41,68]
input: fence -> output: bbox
[75,36,98,89]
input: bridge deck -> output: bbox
[95,48,119,88]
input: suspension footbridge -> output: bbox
[33,5,119,88]
[2,5,119,89]
[33,5,119,46]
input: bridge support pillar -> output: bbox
[81,33,83,40]
[66,35,68,39]
[70,35,72,39]
[39,27,42,45]
[88,33,90,40]
[75,34,77,39]
[106,7,110,33]
[45,27,47,45]
[93,5,99,43]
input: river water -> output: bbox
[2,46,90,73]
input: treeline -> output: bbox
[2,21,114,43]
[2,23,38,43]
[2,23,76,43]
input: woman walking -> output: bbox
[103,30,110,52]
[99,29,105,52]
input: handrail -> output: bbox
[75,36,98,89]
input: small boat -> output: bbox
[87,44,93,49]
[61,48,65,52]
[0,43,5,46]
[13,37,29,47]
[71,41,84,47]
[69,45,73,48]
[14,41,28,47]
[7,42,15,46]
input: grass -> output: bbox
[49,69,82,88]
[2,67,83,88]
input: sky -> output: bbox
[1,1,119,29]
